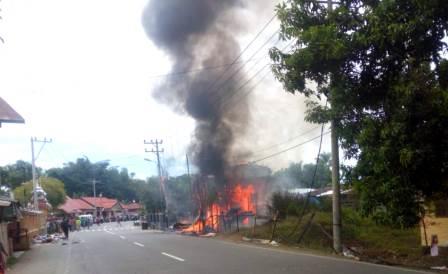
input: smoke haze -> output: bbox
[142,0,324,180]
[142,0,251,181]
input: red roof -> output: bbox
[81,197,119,209]
[0,97,25,124]
[58,197,94,214]
[121,202,141,210]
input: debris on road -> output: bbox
[200,232,216,238]
[33,233,64,244]
[430,266,447,270]
[342,247,360,261]
[240,237,280,247]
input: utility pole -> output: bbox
[92,179,98,219]
[144,139,165,209]
[186,154,193,218]
[31,137,52,210]
[186,154,192,198]
[317,0,342,253]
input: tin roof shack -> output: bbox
[229,164,272,217]
[0,197,21,256]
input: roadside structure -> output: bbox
[0,97,25,127]
[421,200,448,247]
[121,202,142,217]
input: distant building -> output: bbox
[121,202,142,217]
[58,196,141,220]
[58,196,95,215]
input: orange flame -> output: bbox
[183,184,256,233]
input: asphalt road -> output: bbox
[10,222,429,274]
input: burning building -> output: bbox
[184,164,272,233]
[142,1,273,233]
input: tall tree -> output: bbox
[47,158,139,201]
[273,153,332,188]
[270,0,448,226]
[0,160,41,189]
[14,177,66,208]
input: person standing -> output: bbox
[61,218,70,240]
[75,218,81,231]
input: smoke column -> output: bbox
[142,0,250,181]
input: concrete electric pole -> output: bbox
[92,179,99,219]
[144,139,165,209]
[314,0,342,253]
[31,137,52,210]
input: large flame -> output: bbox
[183,183,256,233]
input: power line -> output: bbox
[251,126,323,157]
[249,130,331,164]
[205,14,278,95]
[218,39,296,112]
[147,57,265,79]
[209,29,281,106]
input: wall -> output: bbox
[14,210,46,251]
[421,216,448,246]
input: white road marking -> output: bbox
[134,242,144,247]
[162,252,185,262]
[105,230,116,235]
[120,235,126,240]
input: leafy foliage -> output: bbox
[268,191,308,219]
[0,161,42,189]
[46,158,138,202]
[14,177,66,208]
[272,153,332,188]
[270,0,448,226]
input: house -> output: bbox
[58,196,95,216]
[80,197,123,220]
[58,196,136,220]
[121,202,142,217]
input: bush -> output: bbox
[268,191,310,219]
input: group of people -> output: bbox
[60,216,94,239]
[59,215,127,239]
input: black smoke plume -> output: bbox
[142,0,250,181]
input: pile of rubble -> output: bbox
[33,233,65,244]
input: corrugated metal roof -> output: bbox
[0,97,25,124]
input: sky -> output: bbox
[0,0,333,179]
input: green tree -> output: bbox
[270,0,448,227]
[0,160,42,189]
[273,153,332,188]
[47,158,139,202]
[132,177,164,212]
[14,177,66,208]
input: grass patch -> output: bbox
[238,207,423,263]
[6,256,18,267]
